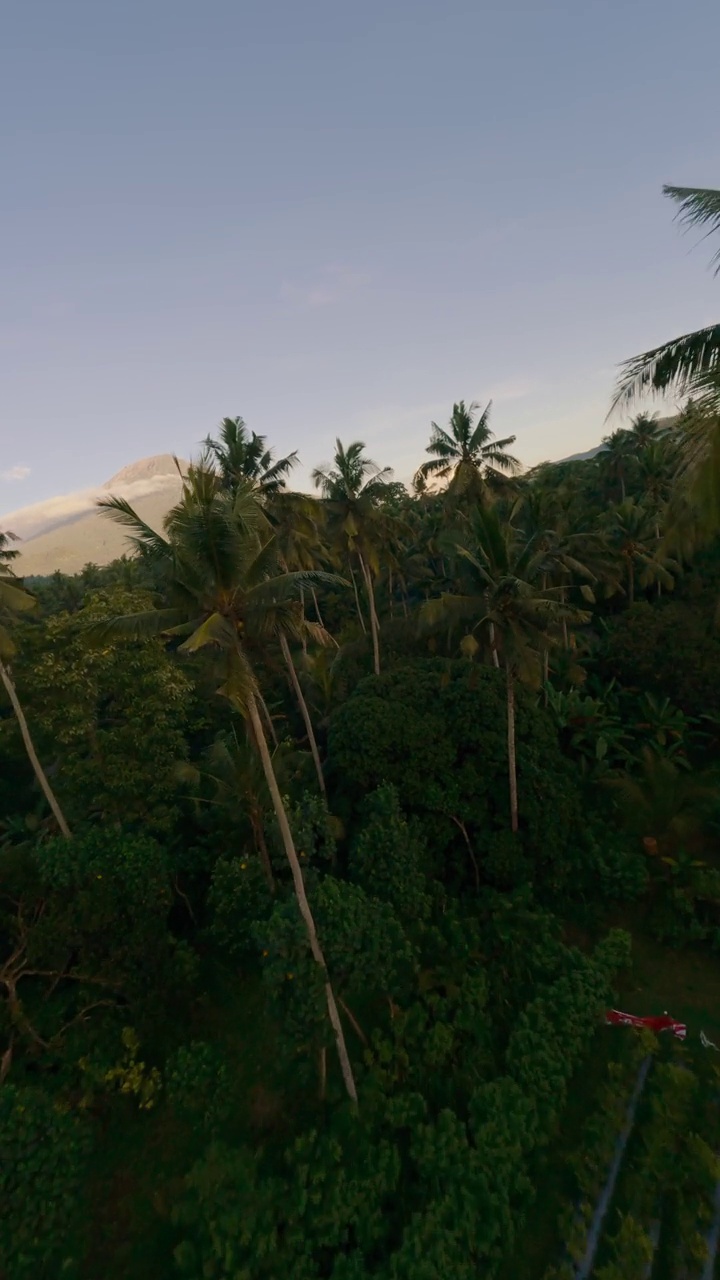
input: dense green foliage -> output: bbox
[3,377,720,1278]
[328,660,578,893]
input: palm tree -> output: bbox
[602,499,678,606]
[265,490,328,632]
[512,486,601,663]
[612,187,720,536]
[609,749,717,857]
[177,727,280,890]
[637,438,676,509]
[422,505,588,831]
[312,440,393,676]
[96,474,358,1102]
[628,412,661,452]
[415,400,520,499]
[599,428,636,502]
[613,188,720,412]
[0,554,72,838]
[201,416,298,498]
[0,530,20,569]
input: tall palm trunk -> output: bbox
[349,563,367,634]
[628,560,635,607]
[357,551,381,676]
[279,632,326,797]
[655,520,662,599]
[488,621,500,668]
[506,662,519,834]
[0,656,72,839]
[299,588,307,656]
[399,575,409,619]
[246,692,358,1104]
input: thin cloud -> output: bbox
[486,379,537,403]
[280,265,370,310]
[0,473,182,542]
[1,465,31,481]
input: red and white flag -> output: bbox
[606,1008,687,1040]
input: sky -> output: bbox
[2,0,720,519]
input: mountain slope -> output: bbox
[7,456,188,577]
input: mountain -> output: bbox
[3,455,188,578]
[558,444,606,463]
[557,416,679,464]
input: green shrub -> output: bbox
[0,1085,91,1278]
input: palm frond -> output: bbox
[247,569,347,611]
[610,323,720,412]
[418,456,453,478]
[83,607,189,645]
[179,611,238,654]
[453,545,494,585]
[426,425,460,457]
[0,578,36,615]
[664,185,720,273]
[97,495,172,560]
[467,401,494,450]
[261,451,299,489]
[483,439,520,471]
[301,619,337,649]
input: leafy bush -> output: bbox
[348,785,431,922]
[327,659,581,891]
[207,854,274,958]
[600,601,720,721]
[15,587,192,833]
[0,830,196,1066]
[579,829,649,903]
[169,923,630,1280]
[165,1040,231,1135]
[0,1084,91,1278]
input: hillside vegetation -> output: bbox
[4,186,720,1278]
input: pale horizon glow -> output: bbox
[2,0,720,522]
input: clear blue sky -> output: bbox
[2,0,720,508]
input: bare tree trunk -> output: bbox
[399,574,409,618]
[279,632,326,797]
[560,584,569,649]
[506,663,518,834]
[628,561,635,607]
[0,657,72,838]
[349,562,367,633]
[246,692,358,1104]
[655,520,662,599]
[299,588,307,656]
[318,1046,327,1100]
[450,815,480,892]
[310,587,324,628]
[488,621,500,668]
[388,567,394,619]
[258,692,278,747]
[338,995,368,1045]
[358,551,381,677]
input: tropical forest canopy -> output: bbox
[4,184,720,1279]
